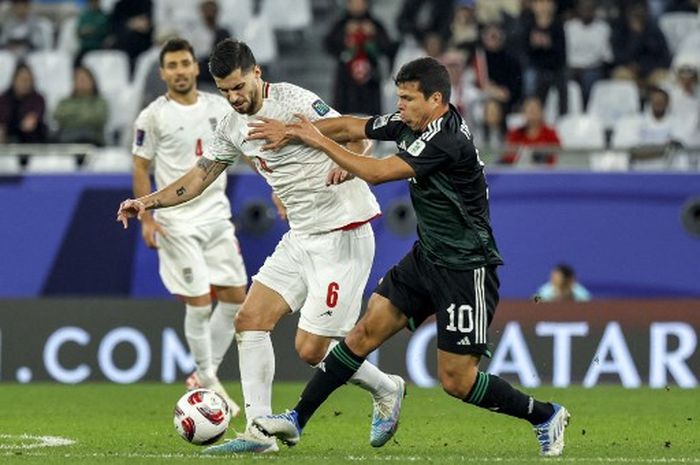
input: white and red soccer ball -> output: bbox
[173,389,231,445]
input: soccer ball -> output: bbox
[173,389,231,445]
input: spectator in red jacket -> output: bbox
[502,96,560,165]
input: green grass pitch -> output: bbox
[0,383,698,464]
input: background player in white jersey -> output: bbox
[117,39,404,454]
[132,38,247,414]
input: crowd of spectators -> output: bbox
[0,0,699,170]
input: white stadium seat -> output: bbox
[84,147,133,172]
[557,114,606,149]
[56,16,79,57]
[242,14,278,66]
[544,80,584,124]
[677,30,700,58]
[611,115,643,149]
[0,155,21,174]
[25,155,77,173]
[588,80,640,129]
[25,50,73,118]
[219,0,253,36]
[0,50,17,91]
[82,50,131,95]
[261,0,312,32]
[659,12,700,53]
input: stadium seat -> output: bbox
[242,15,278,66]
[557,114,606,149]
[659,12,700,53]
[587,80,640,129]
[610,115,643,149]
[35,16,55,50]
[544,80,584,124]
[261,0,312,32]
[25,154,77,173]
[84,147,132,172]
[56,16,79,57]
[25,50,73,120]
[677,30,700,58]
[82,50,131,95]
[219,0,253,36]
[0,155,21,174]
[0,50,17,91]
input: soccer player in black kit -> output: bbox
[249,57,570,456]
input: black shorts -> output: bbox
[375,243,500,356]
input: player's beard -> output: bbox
[172,77,194,95]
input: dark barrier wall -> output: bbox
[0,172,698,298]
[0,299,697,387]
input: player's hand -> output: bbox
[116,199,146,229]
[326,167,354,186]
[247,116,291,151]
[140,217,167,249]
[288,113,325,150]
[271,192,287,221]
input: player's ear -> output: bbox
[159,67,166,82]
[194,60,200,78]
[254,65,262,79]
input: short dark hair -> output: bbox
[554,263,575,280]
[394,57,451,103]
[208,39,256,79]
[159,38,195,67]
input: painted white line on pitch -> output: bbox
[0,452,699,463]
[0,434,76,449]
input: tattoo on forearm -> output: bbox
[176,186,186,196]
[196,157,227,182]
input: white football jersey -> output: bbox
[133,92,232,226]
[205,82,381,234]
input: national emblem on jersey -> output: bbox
[312,99,331,116]
[407,139,426,157]
[135,129,145,146]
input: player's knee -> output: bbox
[233,306,257,331]
[438,369,476,399]
[295,340,326,366]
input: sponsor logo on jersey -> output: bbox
[372,114,390,130]
[456,335,471,346]
[398,140,407,151]
[135,129,145,146]
[407,139,426,157]
[312,99,331,116]
[209,117,218,132]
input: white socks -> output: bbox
[321,340,396,399]
[210,301,240,372]
[237,330,275,428]
[184,303,214,384]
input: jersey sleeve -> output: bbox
[132,107,156,159]
[277,83,341,122]
[364,112,406,141]
[396,130,462,178]
[203,112,243,165]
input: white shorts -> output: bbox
[156,219,248,297]
[253,223,375,337]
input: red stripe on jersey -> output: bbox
[263,82,270,99]
[334,213,381,231]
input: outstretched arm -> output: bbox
[247,115,370,150]
[289,114,415,185]
[117,157,228,228]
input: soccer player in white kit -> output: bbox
[131,38,247,414]
[117,39,405,453]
